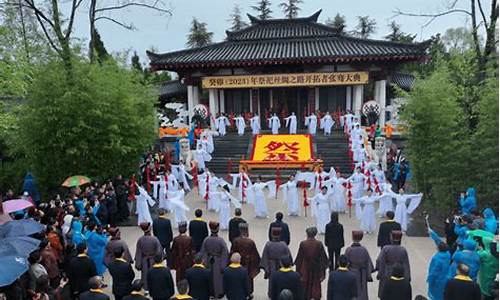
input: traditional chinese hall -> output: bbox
[148,10,427,129]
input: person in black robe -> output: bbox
[68,243,97,298]
[228,208,247,244]
[189,209,209,253]
[270,255,303,300]
[122,280,149,300]
[185,254,212,300]
[444,263,481,300]
[344,231,374,300]
[105,188,118,227]
[114,175,130,221]
[268,212,291,245]
[325,211,344,270]
[170,280,194,300]
[79,276,110,300]
[146,254,175,300]
[380,264,412,300]
[108,246,135,300]
[327,254,358,300]
[153,209,173,259]
[377,211,402,249]
[223,253,250,300]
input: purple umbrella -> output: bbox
[2,199,33,214]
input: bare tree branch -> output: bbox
[94,2,172,14]
[65,0,79,40]
[477,0,490,30]
[21,0,56,29]
[470,0,482,60]
[94,16,136,30]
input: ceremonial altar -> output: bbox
[239,134,322,171]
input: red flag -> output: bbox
[242,175,247,203]
[164,150,171,172]
[191,164,198,187]
[275,168,281,198]
[346,182,353,218]
[204,174,209,202]
[145,166,151,193]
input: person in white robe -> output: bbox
[158,175,172,212]
[136,185,155,225]
[279,175,300,216]
[340,114,345,129]
[284,112,297,134]
[172,163,192,192]
[320,113,334,136]
[250,113,260,135]
[232,171,251,204]
[248,177,274,218]
[354,144,367,163]
[308,186,332,234]
[327,176,348,213]
[216,114,230,136]
[385,188,423,232]
[305,113,318,135]
[347,167,368,220]
[194,144,212,171]
[168,185,190,228]
[344,112,354,134]
[353,190,383,233]
[234,114,246,136]
[214,185,242,230]
[165,170,179,191]
[371,164,386,187]
[268,113,281,134]
[376,181,394,218]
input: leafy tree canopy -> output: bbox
[186,18,213,48]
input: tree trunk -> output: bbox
[50,0,73,81]
[89,0,97,63]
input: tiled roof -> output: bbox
[158,80,187,97]
[148,10,428,71]
[390,73,415,91]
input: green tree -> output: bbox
[354,16,376,38]
[251,0,273,20]
[384,21,415,42]
[280,0,303,19]
[229,4,248,31]
[401,65,472,210]
[441,27,477,53]
[91,29,110,64]
[186,18,213,48]
[16,59,156,193]
[131,51,143,72]
[325,13,347,35]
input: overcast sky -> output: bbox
[69,0,472,65]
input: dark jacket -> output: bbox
[68,254,97,295]
[185,265,212,300]
[444,277,481,300]
[79,289,110,300]
[380,277,412,300]
[122,293,149,300]
[325,221,344,250]
[146,265,175,299]
[189,219,209,252]
[223,265,250,299]
[271,269,303,300]
[327,268,357,300]
[108,258,135,297]
[228,217,247,243]
[268,220,291,245]
[153,216,173,249]
[377,220,402,248]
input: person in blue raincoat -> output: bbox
[459,187,477,216]
[483,208,498,234]
[85,223,109,276]
[22,172,41,204]
[448,238,481,281]
[427,229,451,300]
[71,218,86,246]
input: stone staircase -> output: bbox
[206,128,352,179]
[314,130,352,175]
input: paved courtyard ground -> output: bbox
[107,188,436,299]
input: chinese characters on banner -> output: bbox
[202,72,369,89]
[263,141,300,161]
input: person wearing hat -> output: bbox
[344,231,374,300]
[294,227,329,300]
[169,221,195,282]
[223,253,250,299]
[261,227,293,298]
[185,254,212,300]
[134,222,163,290]
[104,228,133,266]
[147,254,175,300]
[376,230,411,299]
[189,209,209,253]
[108,246,135,300]
[200,221,229,298]
[122,280,149,300]
[230,223,260,295]
[380,264,412,300]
